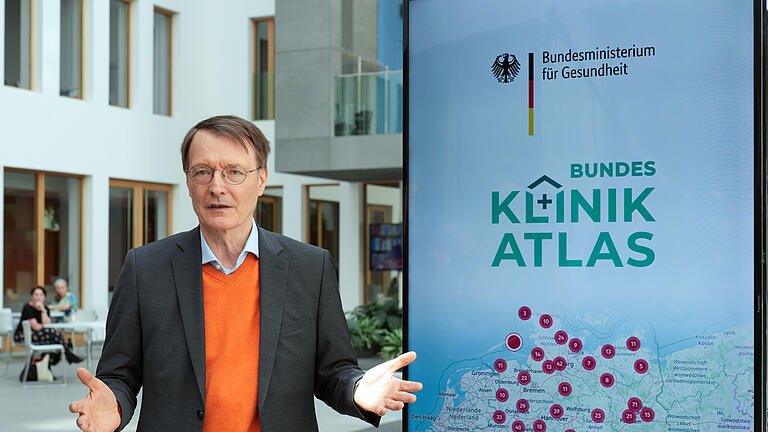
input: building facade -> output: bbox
[0,0,403,321]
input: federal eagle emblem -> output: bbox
[492,53,521,83]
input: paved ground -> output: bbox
[0,353,401,431]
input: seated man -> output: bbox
[48,278,78,322]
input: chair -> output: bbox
[20,320,66,387]
[72,309,102,359]
[1,308,14,375]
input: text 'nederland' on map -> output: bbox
[412,306,754,431]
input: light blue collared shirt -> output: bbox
[200,219,260,274]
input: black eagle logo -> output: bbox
[492,53,521,83]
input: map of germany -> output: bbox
[410,307,754,431]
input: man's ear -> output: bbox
[257,168,268,196]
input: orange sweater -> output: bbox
[202,254,261,432]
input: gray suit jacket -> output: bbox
[96,226,379,431]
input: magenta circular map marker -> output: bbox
[554,330,568,345]
[634,359,649,374]
[494,358,508,373]
[532,419,547,431]
[493,410,506,425]
[626,336,641,351]
[623,409,637,423]
[516,398,530,413]
[628,397,643,412]
[496,388,509,402]
[600,373,614,388]
[558,381,572,397]
[568,337,583,353]
[542,360,555,374]
[550,404,564,419]
[640,407,655,422]
[531,347,545,362]
[512,420,525,431]
[565,430,575,432]
[553,356,567,371]
[582,356,596,371]
[518,306,532,320]
[591,408,605,423]
[539,314,553,329]
[506,333,523,351]
[518,370,531,386]
[601,344,615,359]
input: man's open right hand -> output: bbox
[69,368,121,432]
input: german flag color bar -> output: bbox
[528,52,534,136]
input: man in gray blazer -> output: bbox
[69,116,421,431]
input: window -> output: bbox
[252,18,274,120]
[3,169,83,311]
[363,182,402,304]
[108,180,172,293]
[305,185,340,268]
[153,7,172,115]
[60,0,84,98]
[255,186,282,233]
[109,0,130,107]
[4,0,33,89]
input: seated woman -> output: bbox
[48,278,78,321]
[13,286,83,365]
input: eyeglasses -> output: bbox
[185,165,263,185]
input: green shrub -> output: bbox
[347,299,402,355]
[377,328,403,360]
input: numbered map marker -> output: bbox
[542,360,556,374]
[626,336,641,351]
[601,344,615,359]
[634,359,649,374]
[550,404,564,419]
[518,370,531,386]
[531,347,545,361]
[553,356,567,371]
[558,381,572,396]
[591,408,605,423]
[568,337,583,353]
[600,373,615,388]
[622,409,637,423]
[516,398,530,413]
[512,420,525,431]
[493,410,506,425]
[565,430,575,432]
[539,314,553,329]
[496,388,509,402]
[554,330,568,345]
[640,407,655,422]
[582,356,596,371]
[628,397,643,412]
[506,333,523,351]
[518,306,532,320]
[494,358,508,373]
[532,419,547,431]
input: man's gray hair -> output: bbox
[53,278,67,287]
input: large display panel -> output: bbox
[405,1,763,431]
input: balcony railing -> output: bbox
[334,69,403,136]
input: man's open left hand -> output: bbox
[354,351,423,416]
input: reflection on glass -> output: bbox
[309,201,319,246]
[4,0,32,89]
[60,0,83,97]
[43,175,82,299]
[143,189,168,244]
[334,71,403,136]
[109,187,133,292]
[365,183,402,305]
[3,171,36,310]
[109,0,130,107]
[253,19,273,120]
[153,10,171,115]
[321,202,340,267]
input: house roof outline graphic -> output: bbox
[527,175,562,190]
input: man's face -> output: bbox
[55,283,67,297]
[186,130,267,234]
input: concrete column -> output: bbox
[0,166,4,309]
[338,182,362,311]
[83,174,109,320]
[281,182,304,242]
[40,0,60,95]
[86,0,109,105]
[132,0,153,113]
[0,0,6,80]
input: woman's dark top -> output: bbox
[14,303,51,336]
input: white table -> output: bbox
[46,321,106,371]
